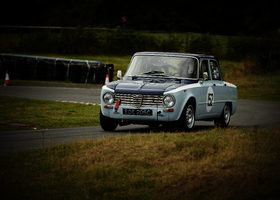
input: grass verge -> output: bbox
[220,60,280,101]
[1,128,280,199]
[0,96,100,131]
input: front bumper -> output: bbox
[101,104,176,122]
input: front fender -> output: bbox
[164,84,199,121]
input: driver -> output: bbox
[179,60,196,78]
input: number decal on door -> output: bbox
[206,87,214,112]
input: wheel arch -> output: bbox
[180,96,196,118]
[227,101,233,115]
[177,96,196,131]
[187,96,196,111]
[175,95,197,122]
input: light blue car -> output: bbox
[100,52,237,131]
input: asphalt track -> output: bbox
[1,84,280,155]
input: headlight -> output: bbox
[163,94,175,107]
[103,92,114,104]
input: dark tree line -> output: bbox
[1,0,279,36]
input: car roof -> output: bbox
[134,52,215,59]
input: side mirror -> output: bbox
[117,70,122,80]
[203,72,208,81]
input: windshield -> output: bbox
[125,55,198,79]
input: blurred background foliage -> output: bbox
[1,28,279,62]
[1,0,279,36]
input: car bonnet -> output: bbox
[105,79,198,95]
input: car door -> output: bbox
[196,59,214,119]
[209,59,226,116]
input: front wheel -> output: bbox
[214,103,231,128]
[100,109,118,131]
[178,102,195,131]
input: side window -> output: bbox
[199,60,209,79]
[210,60,221,81]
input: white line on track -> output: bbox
[55,100,100,106]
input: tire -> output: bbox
[178,102,195,131]
[100,109,118,131]
[214,103,231,128]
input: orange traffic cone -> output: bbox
[4,71,11,86]
[105,74,109,85]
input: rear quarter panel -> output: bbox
[224,81,237,115]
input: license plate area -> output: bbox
[123,108,153,116]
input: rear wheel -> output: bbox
[100,109,118,131]
[214,103,230,128]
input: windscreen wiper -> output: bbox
[142,70,164,75]
[142,71,170,76]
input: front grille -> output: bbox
[114,93,163,107]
